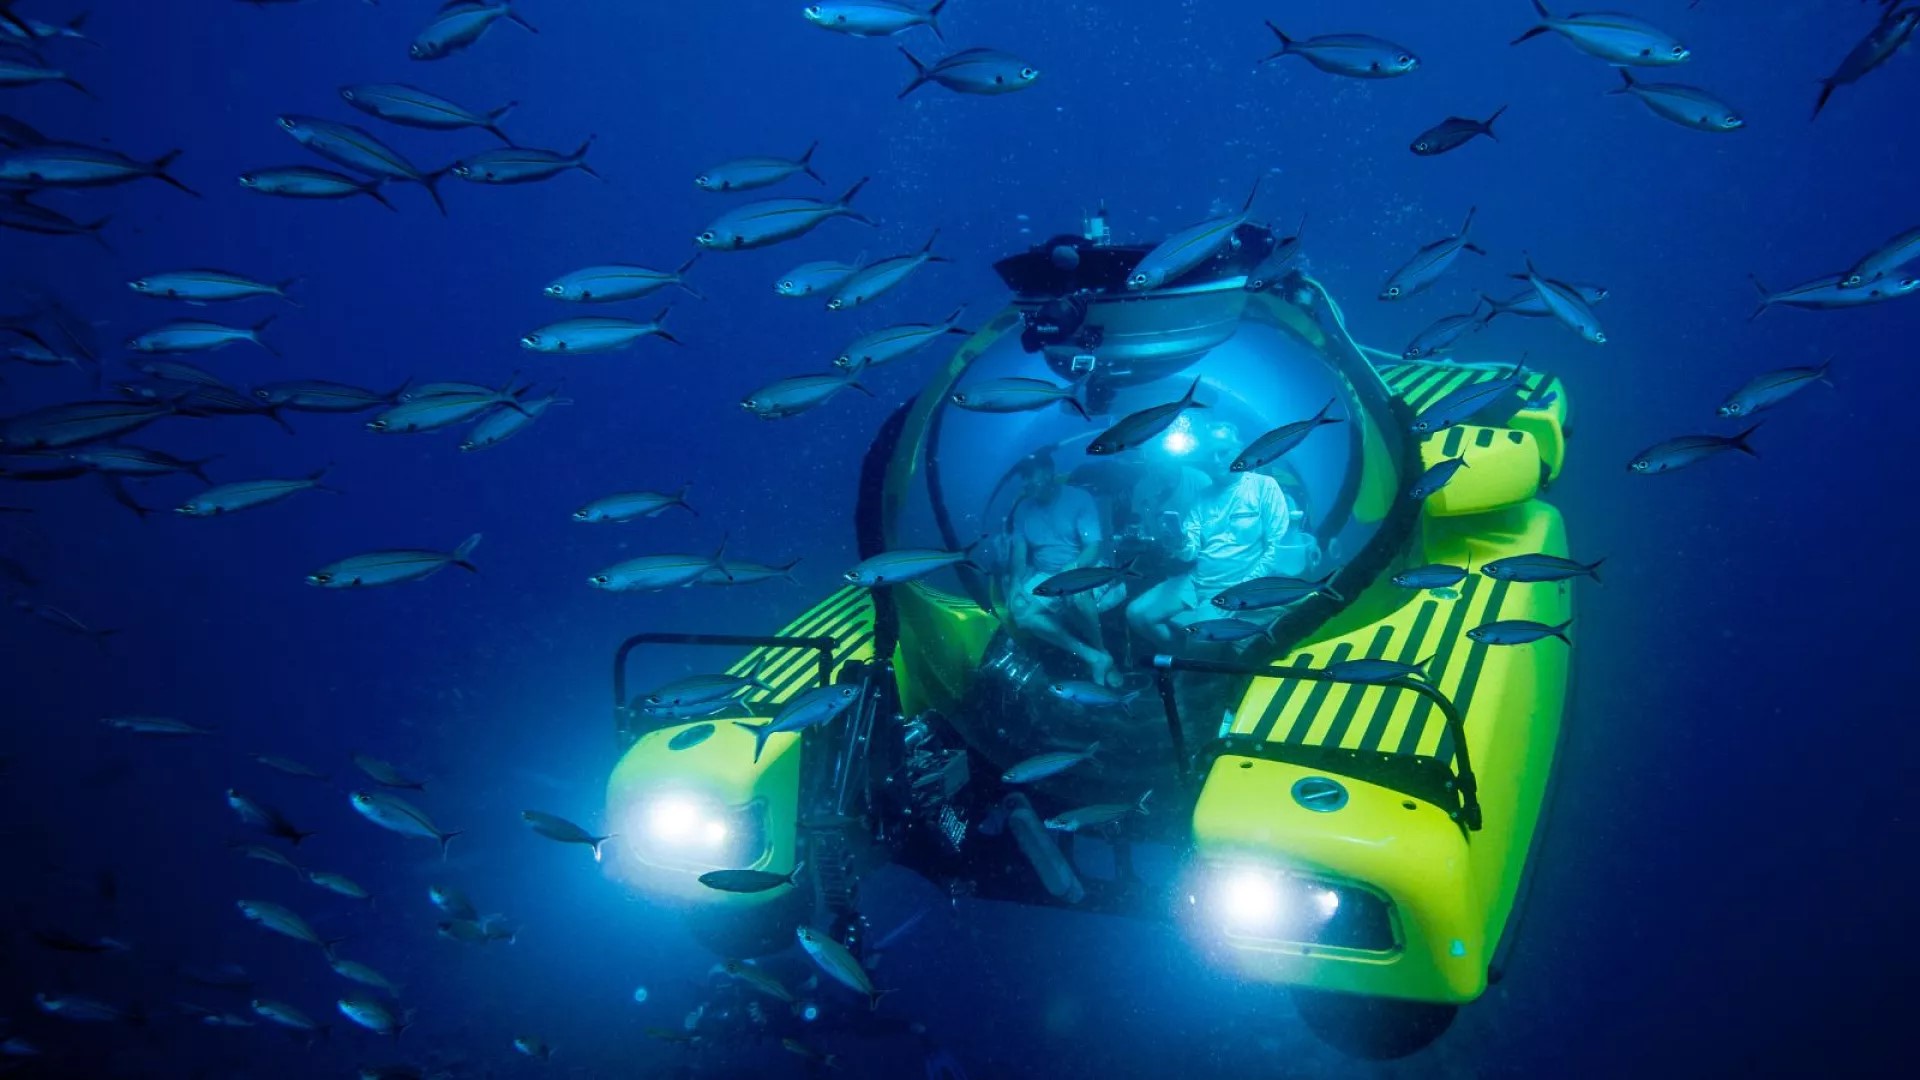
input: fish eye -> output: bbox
[521,335,539,347]
[252,389,270,400]
[779,280,794,290]
[592,575,610,585]
[699,231,715,243]
[130,279,147,290]
[1398,55,1412,65]
[1129,273,1147,286]
[1671,46,1685,56]
[1415,141,1428,151]
[1386,286,1400,297]
[1593,332,1607,343]
[694,175,708,186]
[1021,67,1038,80]
[315,574,333,584]
[543,284,563,297]
[1841,275,1861,287]
[805,4,819,12]
[367,421,387,431]
[276,117,294,129]
[341,89,354,100]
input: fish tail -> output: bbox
[1242,174,1263,213]
[1482,104,1508,136]
[1550,618,1574,646]
[897,48,931,98]
[778,557,803,582]
[1583,557,1606,584]
[309,463,342,495]
[420,167,450,217]
[276,276,304,306]
[150,149,202,198]
[64,74,96,100]
[1136,789,1155,815]
[84,214,115,251]
[672,482,698,517]
[1317,571,1346,603]
[1746,274,1772,321]
[506,3,537,33]
[590,835,615,863]
[1260,20,1292,62]
[927,0,948,42]
[251,313,280,356]
[322,936,347,960]
[437,830,463,862]
[1509,24,1550,47]
[799,139,824,184]
[485,101,518,146]
[735,721,770,763]
[1812,79,1837,121]
[363,182,397,212]
[452,533,482,571]
[786,860,808,886]
[674,254,706,299]
[836,174,870,214]
[572,135,603,180]
[188,455,221,484]
[710,533,733,580]
[1731,421,1763,458]
[1607,69,1636,95]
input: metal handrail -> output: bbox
[612,632,839,745]
[1150,654,1482,830]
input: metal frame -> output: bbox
[1150,654,1483,831]
[612,632,839,747]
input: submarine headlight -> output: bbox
[1214,866,1286,931]
[1161,415,1198,457]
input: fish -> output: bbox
[1813,6,1920,119]
[237,899,341,955]
[1381,206,1485,300]
[1128,179,1262,290]
[522,810,616,861]
[1513,256,1606,343]
[698,861,805,893]
[1468,618,1573,646]
[696,141,823,192]
[368,384,525,433]
[1410,363,1531,436]
[741,370,872,419]
[669,723,717,750]
[1003,743,1099,784]
[178,962,254,991]
[574,485,697,522]
[451,138,600,185]
[1410,106,1506,155]
[1031,561,1138,597]
[1607,70,1742,132]
[0,144,196,195]
[233,842,303,875]
[1719,361,1833,418]
[1510,1,1690,66]
[339,996,411,1038]
[1087,377,1208,455]
[178,1003,253,1029]
[177,468,337,517]
[0,113,46,147]
[439,915,516,944]
[1749,271,1920,319]
[805,1,947,41]
[227,789,316,845]
[307,872,372,905]
[697,177,872,251]
[1044,790,1153,832]
[330,958,400,997]
[67,445,217,482]
[1231,398,1343,471]
[590,538,730,591]
[0,57,91,97]
[513,1036,554,1061]
[846,546,977,587]
[1244,213,1307,291]
[128,269,298,305]
[775,257,863,298]
[29,929,131,954]
[720,960,796,1004]
[101,715,212,736]
[411,1,537,61]
[698,557,803,586]
[1392,563,1470,590]
[736,683,864,762]
[1213,572,1343,610]
[545,257,703,303]
[276,115,447,214]
[1046,681,1140,710]
[644,667,771,707]
[0,8,88,45]
[460,387,569,451]
[1841,225,1920,289]
[796,926,891,1009]
[1402,306,1486,360]
[255,379,407,413]
[34,993,130,1023]
[1627,424,1761,474]
[1410,455,1470,500]
[1259,23,1420,79]
[1480,553,1605,584]
[239,166,395,210]
[127,316,279,356]
[827,231,949,310]
[1324,656,1433,684]
[1185,617,1273,643]
[349,790,463,858]
[949,376,1090,419]
[520,310,679,352]
[429,884,477,921]
[353,753,427,790]
[897,46,1039,98]
[250,998,328,1036]
[308,534,481,588]
[0,195,110,246]
[340,83,516,145]
[784,1039,841,1069]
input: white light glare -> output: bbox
[645,796,701,843]
[1217,867,1286,930]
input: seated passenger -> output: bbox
[1126,421,1293,648]
[1005,452,1125,687]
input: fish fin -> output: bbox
[1584,557,1605,585]
[571,136,603,180]
[672,482,698,517]
[836,175,870,210]
[1731,421,1763,457]
[1260,20,1292,62]
[1242,175,1263,214]
[897,48,932,98]
[363,183,397,212]
[251,314,280,356]
[1510,24,1550,47]
[734,721,770,763]
[799,139,823,184]
[150,149,201,198]
[654,330,684,346]
[308,464,342,495]
[590,835,615,863]
[1463,242,1488,256]
[383,376,413,402]
[1812,79,1837,121]
[275,277,304,306]
[919,227,942,256]
[847,379,874,398]
[437,831,463,862]
[674,253,706,299]
[420,167,450,217]
[1084,740,1101,758]
[1607,69,1636,95]
[1136,789,1154,815]
[786,860,808,886]
[506,4,537,32]
[1482,104,1508,136]
[1550,618,1574,645]
[452,533,482,572]
[927,0,948,42]
[710,533,733,579]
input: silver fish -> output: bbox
[0,144,196,195]
[226,789,315,845]
[697,557,802,586]
[411,1,537,61]
[804,1,947,41]
[1478,282,1608,322]
[429,884,477,920]
[1410,363,1530,436]
[451,138,600,185]
[129,269,297,304]
[696,141,822,192]
[513,1036,553,1061]
[1814,6,1919,118]
[696,177,872,251]
[368,386,523,433]
[1514,257,1605,343]
[177,468,336,517]
[1718,361,1832,418]
[698,862,804,893]
[127,316,278,355]
[1086,377,1207,455]
[845,546,976,587]
[775,257,862,298]
[1750,271,1920,319]
[252,753,329,780]
[825,231,947,311]
[1245,214,1307,291]
[897,47,1039,98]
[1002,742,1099,784]
[237,899,338,954]
[520,310,678,352]
[1231,398,1342,471]
[1608,70,1741,132]
[0,196,109,244]
[255,379,406,412]
[353,753,426,790]
[796,925,890,1009]
[1046,681,1139,710]
[238,166,394,210]
[1468,618,1573,646]
[276,115,447,214]
[950,376,1090,419]
[1391,563,1469,590]
[460,389,569,451]
[574,486,696,522]
[1259,23,1420,78]
[340,83,515,145]
[1480,553,1605,584]
[67,445,215,482]
[1323,656,1433,684]
[590,539,729,591]
[1381,206,1484,300]
[740,370,871,419]
[1044,790,1152,832]
[644,668,771,707]
[1402,307,1486,361]
[35,993,128,1023]
[545,258,702,303]
[101,715,212,736]
[234,842,303,875]
[720,959,796,1004]
[1031,561,1138,597]
[338,996,410,1037]
[1410,106,1506,155]
[349,790,463,858]
[1841,225,1920,289]
[1410,455,1470,499]
[1627,424,1760,474]
[735,683,863,762]
[307,535,481,588]
[522,810,615,861]
[1128,180,1261,290]
[1213,573,1342,611]
[250,998,325,1034]
[308,872,371,901]
[1510,1,1689,66]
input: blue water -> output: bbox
[3,1,1916,1076]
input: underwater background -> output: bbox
[3,1,1917,1076]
